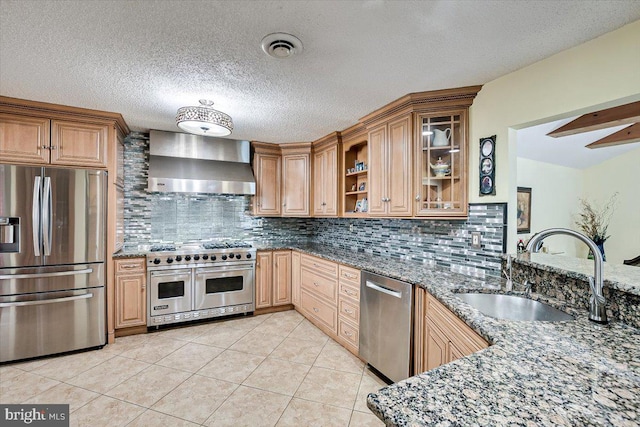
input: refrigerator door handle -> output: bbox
[32,176,42,257]
[0,293,93,308]
[43,176,52,256]
[0,268,93,280]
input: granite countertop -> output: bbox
[114,241,640,425]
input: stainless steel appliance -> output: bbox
[360,271,413,383]
[146,241,255,326]
[0,164,107,363]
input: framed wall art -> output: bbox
[517,187,532,233]
[479,135,496,196]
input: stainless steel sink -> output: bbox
[456,293,574,322]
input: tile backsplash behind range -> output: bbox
[124,133,505,276]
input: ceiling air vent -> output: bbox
[261,33,303,59]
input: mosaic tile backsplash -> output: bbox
[124,133,506,277]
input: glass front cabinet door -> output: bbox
[414,110,468,217]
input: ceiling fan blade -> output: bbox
[586,123,640,149]
[547,101,640,137]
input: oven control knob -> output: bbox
[185,255,191,261]
[246,253,252,259]
[229,253,234,258]
[167,257,174,263]
[193,255,200,261]
[153,258,161,264]
[175,255,182,262]
[235,254,241,259]
[202,254,208,260]
[222,255,228,260]
[211,255,217,261]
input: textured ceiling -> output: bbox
[1,0,639,143]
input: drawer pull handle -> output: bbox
[313,307,319,313]
[344,309,353,314]
[343,273,357,279]
[344,331,353,337]
[344,289,355,296]
[313,282,319,287]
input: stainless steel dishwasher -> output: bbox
[359,271,413,383]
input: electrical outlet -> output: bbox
[257,219,263,227]
[471,232,481,248]
[349,223,354,232]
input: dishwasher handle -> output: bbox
[365,280,403,299]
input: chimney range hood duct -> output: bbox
[148,130,256,195]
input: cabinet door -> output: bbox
[291,251,301,307]
[282,153,310,216]
[323,145,338,216]
[0,113,50,164]
[313,150,325,216]
[387,115,412,216]
[254,154,281,216]
[425,318,448,371]
[255,251,273,308]
[273,250,292,306]
[115,273,146,328]
[51,120,108,168]
[367,124,387,215]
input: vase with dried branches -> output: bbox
[574,193,618,261]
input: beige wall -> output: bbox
[469,20,640,253]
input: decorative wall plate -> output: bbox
[479,135,496,195]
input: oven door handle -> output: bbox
[0,293,93,308]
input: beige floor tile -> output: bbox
[128,409,200,427]
[118,336,187,363]
[219,313,271,331]
[276,398,352,427]
[0,366,24,383]
[295,366,361,409]
[30,349,115,381]
[287,319,330,345]
[243,358,310,396]
[354,369,388,412]
[314,340,364,374]
[9,356,56,372]
[192,326,248,348]
[205,385,290,427]
[104,333,153,355]
[253,311,304,337]
[152,375,237,423]
[0,371,60,403]
[105,364,191,407]
[229,330,285,356]
[67,356,150,394]
[155,342,224,372]
[270,337,324,365]
[69,395,145,427]
[197,349,264,384]
[349,410,385,426]
[24,383,99,412]
[151,322,215,341]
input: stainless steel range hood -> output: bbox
[148,130,256,195]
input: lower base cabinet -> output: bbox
[114,258,146,329]
[414,287,488,373]
[256,250,292,310]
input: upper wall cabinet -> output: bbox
[252,141,311,217]
[341,124,368,217]
[313,132,340,217]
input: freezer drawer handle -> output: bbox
[0,268,93,280]
[365,281,402,299]
[0,292,93,308]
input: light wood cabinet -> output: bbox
[51,120,108,168]
[281,149,310,216]
[114,258,146,329]
[341,124,369,217]
[273,251,292,306]
[253,150,282,216]
[0,113,50,164]
[312,132,340,216]
[367,114,412,216]
[291,251,301,307]
[336,265,361,355]
[300,253,339,335]
[255,251,274,309]
[414,287,488,374]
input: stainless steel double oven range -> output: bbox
[146,241,256,327]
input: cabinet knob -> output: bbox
[415,195,421,201]
[41,145,49,150]
[313,307,319,313]
[50,146,56,150]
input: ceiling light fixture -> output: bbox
[261,33,303,59]
[175,99,233,137]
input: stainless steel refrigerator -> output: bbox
[0,164,106,363]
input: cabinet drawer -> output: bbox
[301,290,337,333]
[338,318,359,348]
[115,258,146,274]
[338,281,360,302]
[338,296,359,325]
[301,267,338,303]
[301,254,338,278]
[339,265,360,285]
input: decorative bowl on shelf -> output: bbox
[430,157,450,177]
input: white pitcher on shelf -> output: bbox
[432,128,451,147]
